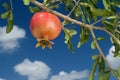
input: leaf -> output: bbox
[111,1,120,8]
[75,7,81,18]
[90,8,111,17]
[112,42,120,57]
[77,28,89,48]
[2,2,10,10]
[104,71,110,80]
[43,0,48,4]
[103,20,114,33]
[91,40,96,49]
[106,16,117,19]
[92,54,99,60]
[29,6,39,13]
[23,0,30,5]
[98,57,105,80]
[8,11,14,21]
[64,28,77,53]
[102,0,110,10]
[6,19,14,33]
[117,66,120,75]
[97,36,105,41]
[89,57,99,80]
[0,11,10,19]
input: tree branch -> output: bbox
[30,0,86,27]
[30,0,120,79]
[89,28,120,80]
[93,26,120,46]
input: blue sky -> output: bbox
[0,0,120,80]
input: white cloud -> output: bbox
[0,78,6,80]
[14,59,51,80]
[50,70,89,80]
[106,46,120,70]
[0,25,26,52]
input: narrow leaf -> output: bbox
[29,6,39,13]
[2,2,10,10]
[102,0,110,10]
[91,40,96,49]
[23,0,30,5]
[6,19,14,33]
[91,8,111,17]
[92,54,99,60]
[118,66,120,74]
[8,11,14,21]
[106,16,117,19]
[64,28,77,53]
[77,28,89,48]
[1,11,10,19]
[97,36,105,41]
[98,57,105,80]
[89,57,99,80]
[104,71,110,80]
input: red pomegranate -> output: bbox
[30,12,62,49]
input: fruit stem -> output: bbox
[36,39,54,49]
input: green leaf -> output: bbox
[113,42,120,57]
[89,57,99,80]
[103,20,114,33]
[6,19,14,33]
[91,8,111,17]
[111,1,120,8]
[97,36,105,41]
[77,28,89,48]
[29,6,39,13]
[104,71,110,80]
[98,57,105,80]
[106,16,117,20]
[8,11,14,21]
[91,40,96,49]
[0,11,10,19]
[75,7,81,18]
[2,2,10,10]
[23,0,30,5]
[102,0,110,10]
[117,66,120,75]
[43,0,48,4]
[64,28,77,53]
[92,54,99,60]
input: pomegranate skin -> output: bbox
[30,12,62,40]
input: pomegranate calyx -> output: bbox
[36,39,54,49]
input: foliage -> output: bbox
[1,0,120,79]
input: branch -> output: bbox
[93,26,120,46]
[10,0,13,11]
[30,0,120,79]
[62,0,80,27]
[89,28,120,80]
[30,0,86,27]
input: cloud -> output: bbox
[14,59,89,80]
[0,78,6,80]
[106,46,120,70]
[50,70,89,80]
[14,59,51,80]
[0,25,26,52]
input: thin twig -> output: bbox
[91,17,105,26]
[62,0,80,28]
[93,26,120,46]
[74,0,87,23]
[89,28,120,80]
[10,0,13,11]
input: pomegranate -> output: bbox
[30,12,62,49]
